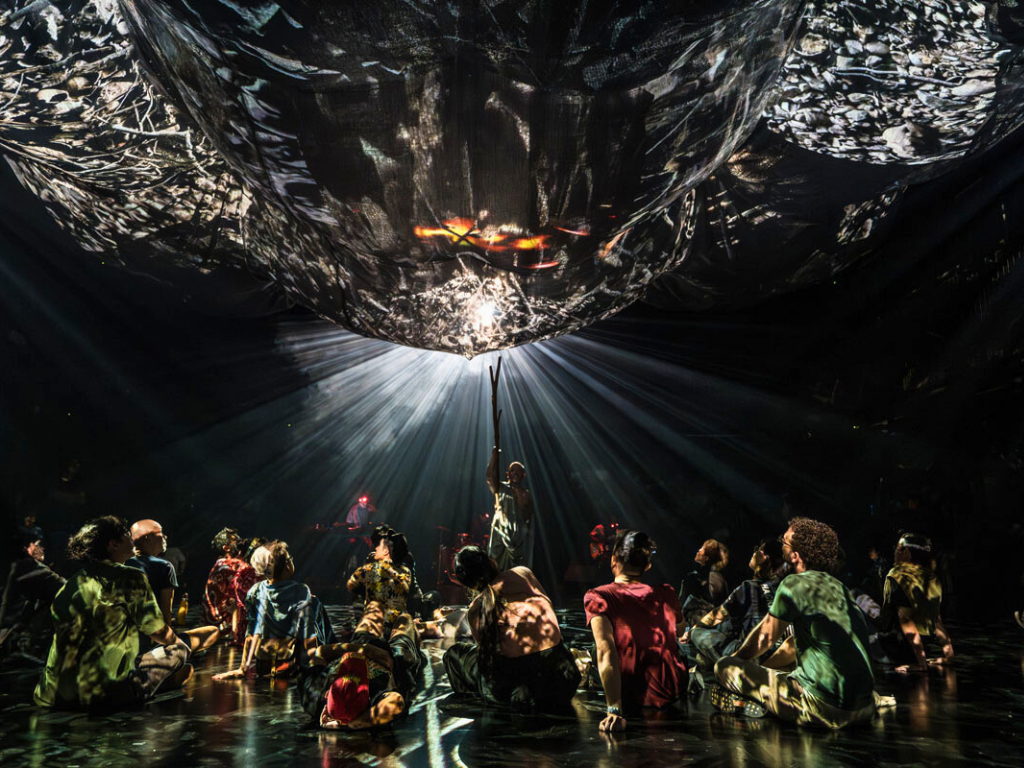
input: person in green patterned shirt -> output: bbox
[881,532,954,674]
[712,518,891,729]
[34,516,193,710]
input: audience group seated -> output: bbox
[3,510,962,737]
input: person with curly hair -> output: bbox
[34,516,193,709]
[585,530,687,732]
[712,518,885,729]
[678,538,731,630]
[201,527,262,644]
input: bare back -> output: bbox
[469,566,562,658]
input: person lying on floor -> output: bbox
[689,538,786,672]
[1,536,65,665]
[442,546,581,712]
[214,540,335,679]
[202,527,262,645]
[346,527,413,624]
[126,518,221,653]
[302,601,423,730]
[879,532,954,674]
[34,516,193,710]
[713,517,886,729]
[584,530,687,732]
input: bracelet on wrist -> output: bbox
[606,705,623,716]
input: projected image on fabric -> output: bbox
[2,1,1024,356]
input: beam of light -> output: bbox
[114,307,913,604]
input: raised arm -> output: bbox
[486,447,501,495]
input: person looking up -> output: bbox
[584,530,687,732]
[127,519,220,653]
[347,529,412,624]
[34,516,192,709]
[690,539,786,670]
[202,527,260,644]
[442,546,579,712]
[713,518,884,729]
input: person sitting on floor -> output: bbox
[34,516,193,710]
[0,537,65,665]
[202,527,262,645]
[442,546,580,712]
[301,600,424,730]
[215,541,335,679]
[346,527,413,624]
[126,519,221,653]
[679,538,730,628]
[880,532,954,674]
[690,538,786,672]
[713,517,886,729]
[584,530,687,732]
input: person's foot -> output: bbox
[709,683,766,718]
[1014,610,1024,631]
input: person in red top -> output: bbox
[584,530,687,732]
[202,528,262,645]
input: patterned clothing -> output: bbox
[248,580,336,646]
[769,571,875,710]
[882,563,942,636]
[488,481,533,570]
[34,560,166,708]
[203,556,261,643]
[347,561,412,623]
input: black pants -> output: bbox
[443,641,580,711]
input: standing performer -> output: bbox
[485,357,534,570]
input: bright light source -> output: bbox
[474,300,497,329]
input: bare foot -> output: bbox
[894,664,927,675]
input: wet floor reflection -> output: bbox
[1,613,1022,767]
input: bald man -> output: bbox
[128,519,221,653]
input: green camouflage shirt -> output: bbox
[34,560,165,708]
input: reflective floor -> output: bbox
[2,608,1023,767]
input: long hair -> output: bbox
[266,540,293,580]
[454,546,501,669]
[67,516,130,562]
[703,539,730,571]
[612,530,656,571]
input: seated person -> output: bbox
[880,533,954,673]
[0,537,66,663]
[126,519,220,653]
[34,516,192,709]
[679,538,730,627]
[215,541,335,679]
[302,600,423,729]
[584,530,687,732]
[690,538,785,669]
[347,528,415,623]
[442,546,580,712]
[713,518,883,729]
[202,527,261,644]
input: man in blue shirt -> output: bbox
[128,519,220,653]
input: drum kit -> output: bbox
[434,525,488,586]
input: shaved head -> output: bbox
[130,519,166,556]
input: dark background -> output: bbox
[2,121,1022,619]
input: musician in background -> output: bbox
[345,495,377,527]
